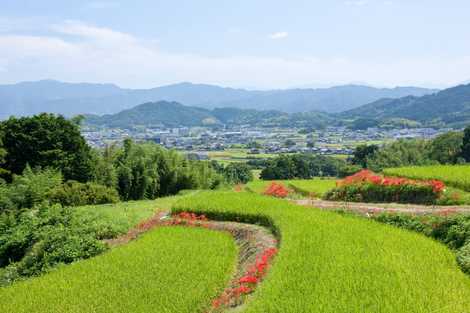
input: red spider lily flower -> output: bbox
[239,275,258,284]
[233,285,251,295]
[264,182,290,198]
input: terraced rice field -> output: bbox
[0,227,237,313]
[245,179,336,197]
[3,191,470,313]
[173,191,470,313]
[384,165,470,192]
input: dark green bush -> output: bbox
[48,181,119,207]
[457,243,470,274]
[0,204,117,286]
[324,183,438,205]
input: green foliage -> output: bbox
[0,113,94,182]
[429,131,464,164]
[222,163,254,184]
[0,166,63,212]
[0,204,111,285]
[48,181,119,207]
[367,139,435,171]
[173,191,470,312]
[91,145,118,188]
[324,182,439,204]
[349,118,379,130]
[260,154,345,180]
[338,164,362,178]
[457,243,470,274]
[115,139,222,201]
[343,84,470,127]
[351,144,378,168]
[462,125,470,162]
[0,227,237,313]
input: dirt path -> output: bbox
[295,199,470,215]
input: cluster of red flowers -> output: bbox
[165,211,208,227]
[212,247,278,310]
[136,214,162,231]
[264,182,290,198]
[338,170,446,194]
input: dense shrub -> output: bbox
[337,164,362,178]
[48,181,120,207]
[260,154,345,180]
[0,204,118,286]
[325,170,445,204]
[457,243,470,274]
[0,167,63,212]
[221,163,254,184]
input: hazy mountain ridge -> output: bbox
[342,83,470,127]
[0,80,437,118]
[84,101,333,129]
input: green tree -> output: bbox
[223,163,254,184]
[352,144,379,168]
[260,154,344,180]
[367,139,434,171]
[0,114,94,182]
[114,140,222,201]
[429,131,463,164]
[0,133,7,178]
[462,125,470,162]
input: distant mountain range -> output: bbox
[0,80,437,119]
[85,101,333,129]
[342,83,470,128]
[86,83,470,129]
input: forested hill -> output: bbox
[0,80,436,118]
[84,101,333,128]
[341,84,470,127]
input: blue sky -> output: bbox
[0,0,469,89]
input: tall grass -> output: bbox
[384,165,470,192]
[174,191,470,313]
[0,227,237,313]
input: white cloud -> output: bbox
[0,20,469,89]
[268,31,288,40]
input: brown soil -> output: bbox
[295,199,470,215]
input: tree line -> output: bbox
[351,127,470,171]
[0,114,255,212]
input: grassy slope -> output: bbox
[0,227,237,313]
[173,191,470,313]
[384,165,470,191]
[246,179,336,197]
[73,196,181,234]
[287,179,336,197]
